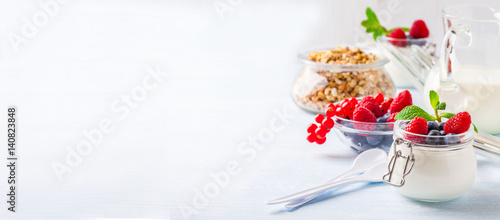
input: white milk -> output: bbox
[424,66,500,134]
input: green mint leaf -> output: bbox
[473,123,478,133]
[429,90,439,108]
[436,102,446,110]
[374,27,385,40]
[365,8,379,23]
[440,112,455,119]
[395,105,437,121]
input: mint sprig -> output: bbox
[395,106,436,121]
[395,90,478,133]
[361,7,409,40]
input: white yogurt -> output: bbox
[385,121,476,202]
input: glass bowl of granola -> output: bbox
[292,45,395,113]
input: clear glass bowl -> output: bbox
[291,45,396,113]
[377,35,436,90]
[331,115,394,153]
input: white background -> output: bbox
[1,0,500,219]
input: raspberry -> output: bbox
[389,90,412,113]
[358,97,383,117]
[409,20,429,39]
[444,112,472,135]
[388,28,407,47]
[405,117,428,135]
[374,93,384,104]
[315,114,325,124]
[380,98,394,115]
[353,107,376,131]
[386,112,398,130]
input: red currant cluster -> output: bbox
[306,97,359,145]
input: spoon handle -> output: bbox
[284,169,354,208]
[267,177,363,204]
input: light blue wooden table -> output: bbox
[0,1,499,219]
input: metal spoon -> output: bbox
[267,162,387,205]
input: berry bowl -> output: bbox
[332,115,394,153]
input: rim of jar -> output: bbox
[393,120,476,151]
[298,45,389,71]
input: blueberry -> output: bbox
[444,133,461,145]
[427,121,439,131]
[438,122,446,131]
[377,117,387,123]
[439,130,447,136]
[366,136,383,146]
[381,135,394,147]
[351,134,367,147]
[425,130,442,145]
[383,113,391,119]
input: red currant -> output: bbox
[336,107,346,118]
[325,107,335,118]
[349,97,358,105]
[307,133,317,143]
[374,93,384,104]
[341,101,354,112]
[307,123,318,133]
[322,117,334,129]
[315,127,327,137]
[315,114,325,124]
[315,137,326,144]
[327,103,335,109]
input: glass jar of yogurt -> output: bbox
[383,120,476,202]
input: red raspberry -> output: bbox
[380,98,394,115]
[409,20,429,39]
[444,112,472,134]
[389,90,413,113]
[388,28,407,47]
[374,93,384,104]
[307,123,318,133]
[315,114,325,124]
[353,107,376,131]
[405,117,428,135]
[358,97,383,117]
[386,112,398,130]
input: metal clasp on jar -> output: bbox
[383,138,415,187]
